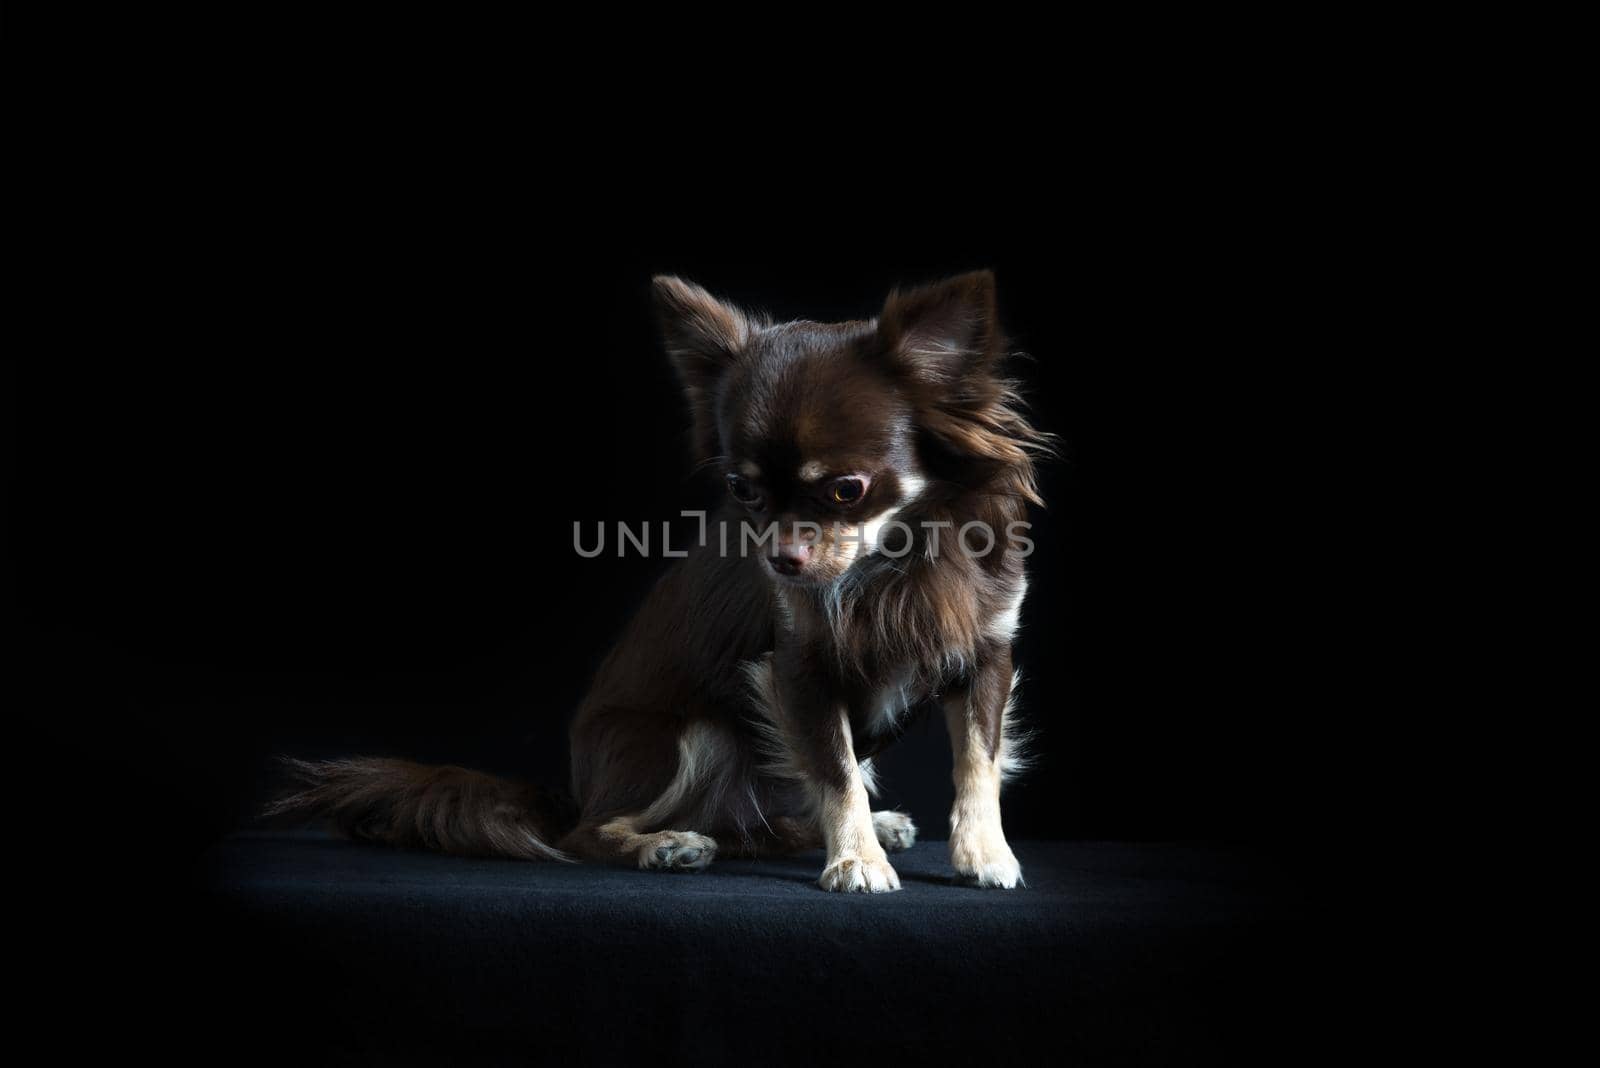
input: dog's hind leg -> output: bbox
[561,718,731,871]
[562,815,718,871]
[872,811,918,852]
[747,812,914,854]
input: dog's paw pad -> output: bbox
[872,810,918,852]
[639,831,717,872]
[818,854,901,893]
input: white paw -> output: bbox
[872,810,918,852]
[950,836,1024,889]
[638,830,717,871]
[818,853,901,893]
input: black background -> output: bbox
[17,215,1332,873]
[5,31,1369,1068]
[6,7,1349,879]
[4,14,1377,1063]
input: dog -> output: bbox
[269,270,1050,892]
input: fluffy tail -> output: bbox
[264,757,574,862]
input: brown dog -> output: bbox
[271,271,1049,891]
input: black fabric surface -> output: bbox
[171,831,1312,1065]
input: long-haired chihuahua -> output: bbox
[270,270,1050,892]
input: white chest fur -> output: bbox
[866,667,921,738]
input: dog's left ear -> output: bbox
[652,275,756,462]
[877,270,1002,382]
[878,270,1048,502]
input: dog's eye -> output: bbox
[726,473,761,505]
[830,477,866,505]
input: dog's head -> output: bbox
[653,271,1044,586]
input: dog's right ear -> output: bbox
[651,275,755,462]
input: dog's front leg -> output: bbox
[775,651,900,894]
[944,651,1024,889]
[813,711,900,893]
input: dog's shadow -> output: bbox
[713,850,975,890]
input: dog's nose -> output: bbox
[770,544,812,576]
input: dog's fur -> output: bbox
[268,271,1049,891]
